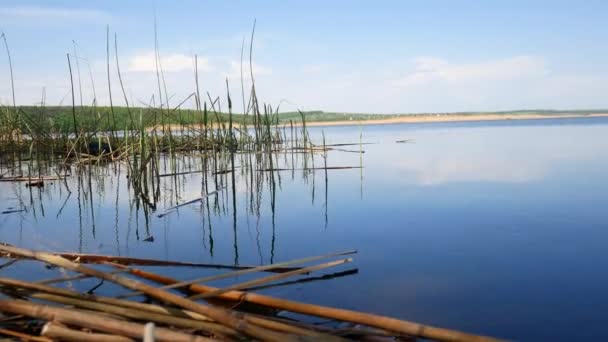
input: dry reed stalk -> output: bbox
[66,53,79,141]
[42,322,134,342]
[114,264,501,342]
[0,300,213,342]
[189,258,352,300]
[0,245,296,342]
[37,292,347,341]
[0,276,345,341]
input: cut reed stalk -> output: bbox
[42,322,134,342]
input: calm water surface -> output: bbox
[2,117,608,341]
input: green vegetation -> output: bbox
[6,106,607,134]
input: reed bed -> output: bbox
[0,25,360,216]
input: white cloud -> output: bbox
[0,6,109,20]
[393,55,545,87]
[128,52,211,73]
[225,60,272,81]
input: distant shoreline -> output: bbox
[153,113,608,132]
[300,113,608,127]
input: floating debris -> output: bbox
[0,175,64,182]
[25,180,44,187]
[1,209,24,215]
[157,190,221,218]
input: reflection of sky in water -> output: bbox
[1,117,608,341]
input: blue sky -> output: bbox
[0,0,607,113]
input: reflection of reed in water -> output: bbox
[1,131,364,263]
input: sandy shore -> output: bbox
[301,113,608,127]
[151,113,608,132]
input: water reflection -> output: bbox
[1,118,608,341]
[0,140,338,265]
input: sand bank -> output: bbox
[301,113,608,127]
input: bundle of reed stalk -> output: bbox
[0,243,502,342]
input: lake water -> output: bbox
[2,117,608,341]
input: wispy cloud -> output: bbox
[128,52,211,73]
[393,55,546,87]
[0,6,109,20]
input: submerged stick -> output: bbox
[157,190,220,218]
[0,176,63,182]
